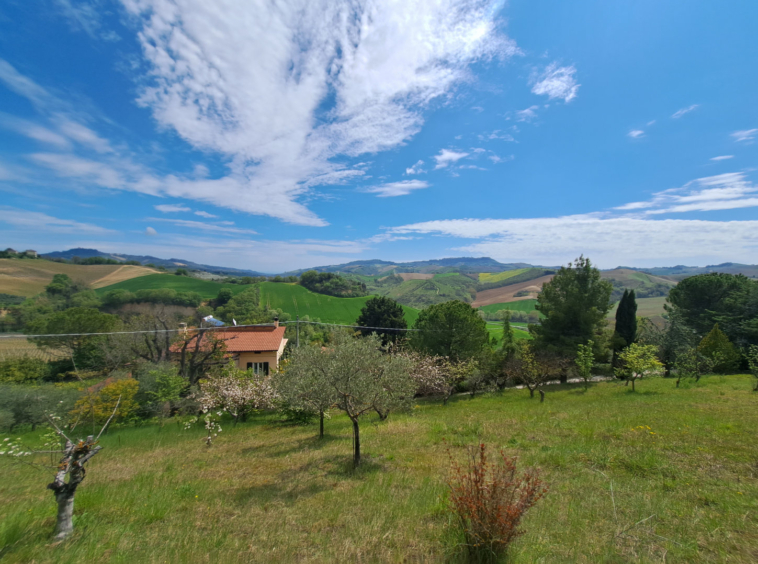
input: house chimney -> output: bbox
[273,316,279,328]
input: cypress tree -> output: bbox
[615,289,638,347]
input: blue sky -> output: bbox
[0,0,756,273]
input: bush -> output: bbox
[447,443,547,561]
[0,357,51,384]
[70,378,140,425]
[698,324,740,374]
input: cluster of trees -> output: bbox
[101,288,203,308]
[299,270,368,298]
[479,308,540,323]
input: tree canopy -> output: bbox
[531,256,612,354]
[356,296,407,344]
[411,300,489,362]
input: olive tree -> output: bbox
[616,343,663,391]
[286,332,414,467]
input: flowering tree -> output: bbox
[196,364,278,426]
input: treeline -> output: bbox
[299,270,368,297]
[102,288,203,308]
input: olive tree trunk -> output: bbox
[351,418,361,467]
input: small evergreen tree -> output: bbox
[697,324,740,374]
[500,312,517,360]
[356,296,408,345]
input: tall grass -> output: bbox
[1,375,756,563]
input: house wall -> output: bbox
[235,351,279,372]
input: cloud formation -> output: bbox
[710,155,733,161]
[405,160,426,175]
[672,104,699,119]
[0,207,114,234]
[155,204,191,213]
[628,130,645,139]
[364,180,430,197]
[731,129,757,143]
[530,63,579,102]
[115,0,516,224]
[434,149,470,169]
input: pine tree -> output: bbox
[698,323,740,374]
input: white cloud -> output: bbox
[114,0,517,225]
[155,204,191,213]
[433,149,469,169]
[147,218,258,235]
[488,154,513,164]
[614,172,758,214]
[515,105,539,122]
[145,226,158,236]
[53,0,121,41]
[478,130,515,141]
[672,104,699,119]
[628,130,645,139]
[364,179,429,197]
[530,63,579,102]
[731,129,757,143]
[405,160,426,175]
[0,207,114,234]
[194,210,218,218]
[710,155,734,161]
[389,216,758,267]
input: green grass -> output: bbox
[479,299,539,314]
[486,322,532,345]
[432,272,463,279]
[259,282,419,326]
[94,274,249,299]
[478,268,529,284]
[2,375,756,562]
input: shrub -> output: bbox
[698,324,740,374]
[447,443,547,561]
[70,378,140,425]
[0,357,51,384]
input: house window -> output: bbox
[250,362,269,375]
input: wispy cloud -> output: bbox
[434,149,469,169]
[110,0,517,225]
[145,226,157,236]
[614,172,758,214]
[515,105,539,122]
[530,63,579,102]
[628,130,645,139]
[53,0,120,42]
[155,204,191,213]
[364,180,430,197]
[710,155,734,161]
[405,160,426,175]
[478,130,515,142]
[672,104,699,119]
[194,211,218,218]
[0,207,114,234]
[731,129,757,143]
[147,218,258,235]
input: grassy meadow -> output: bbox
[2,375,756,563]
[94,274,251,299]
[478,299,539,315]
[486,321,532,345]
[259,282,419,326]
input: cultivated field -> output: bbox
[0,336,65,361]
[478,299,539,315]
[0,259,156,297]
[397,272,434,281]
[259,282,419,326]
[609,296,668,326]
[486,321,532,344]
[1,375,756,562]
[94,274,250,299]
[472,275,555,307]
[478,268,530,284]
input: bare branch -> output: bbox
[96,395,121,441]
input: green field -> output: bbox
[2,375,756,562]
[479,299,539,314]
[259,282,419,326]
[95,274,250,299]
[432,272,464,279]
[478,268,529,284]
[486,321,532,345]
[608,296,668,324]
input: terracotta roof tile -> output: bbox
[171,326,286,353]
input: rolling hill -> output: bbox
[0,258,157,297]
[259,282,419,326]
[472,275,555,308]
[93,274,250,299]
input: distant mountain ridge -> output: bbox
[41,248,269,277]
[282,257,535,277]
